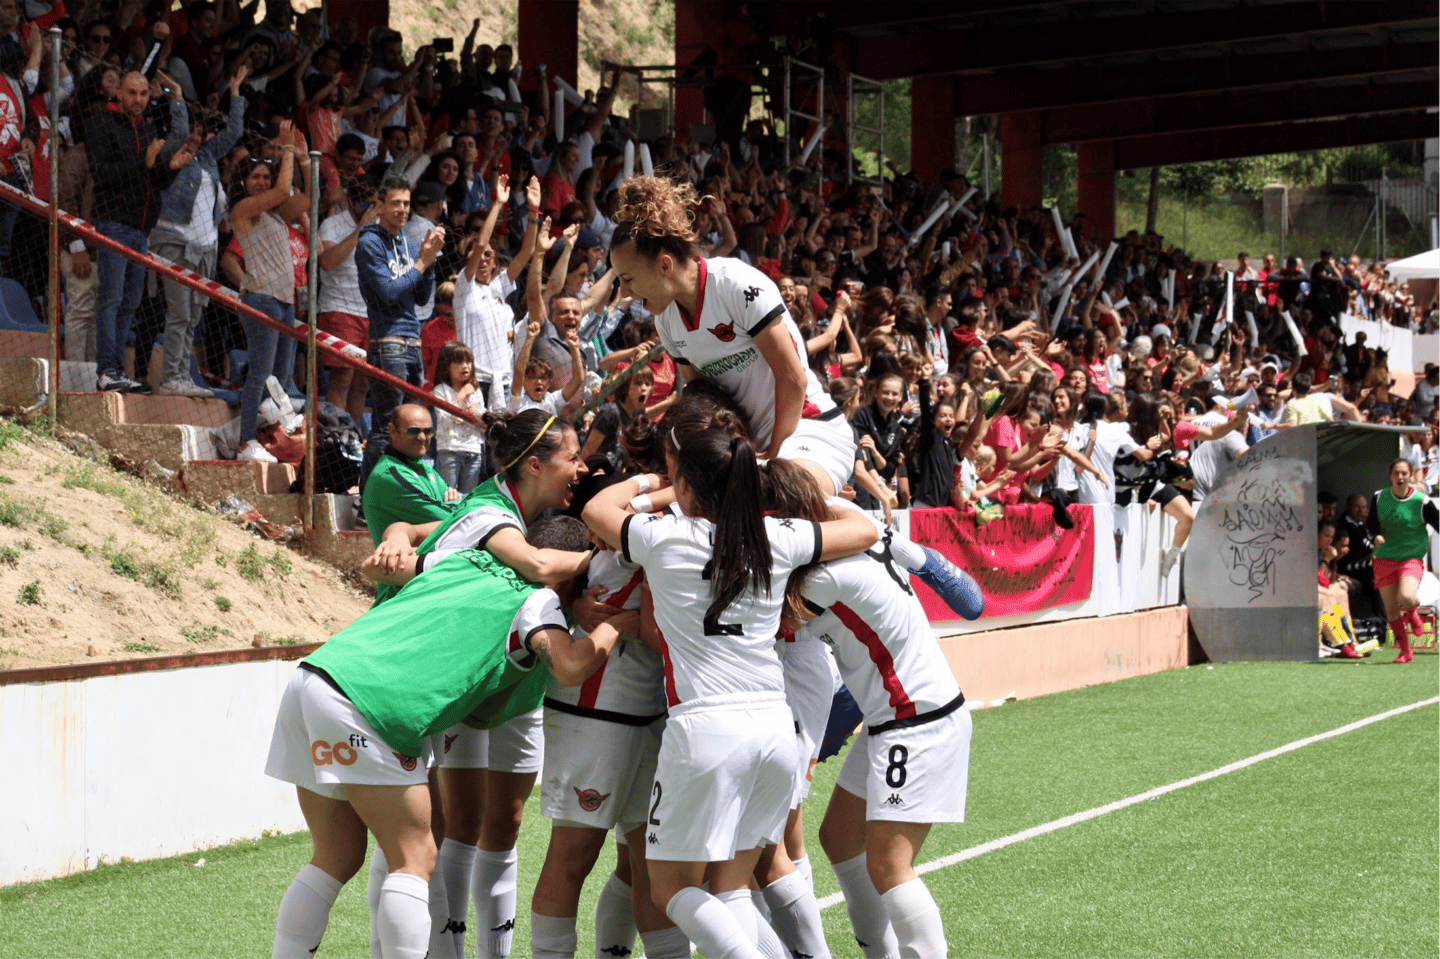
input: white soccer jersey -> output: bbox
[622,511,822,706]
[802,549,962,730]
[545,549,667,718]
[421,480,526,568]
[653,257,834,449]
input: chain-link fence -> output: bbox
[0,26,483,549]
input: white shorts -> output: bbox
[778,414,857,495]
[432,722,489,770]
[265,667,431,800]
[488,707,545,774]
[540,708,664,832]
[646,696,797,863]
[780,634,834,805]
[835,705,972,824]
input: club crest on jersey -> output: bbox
[708,318,737,342]
[393,752,419,772]
[573,787,612,812]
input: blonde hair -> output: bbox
[611,176,705,261]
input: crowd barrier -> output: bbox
[1338,311,1436,377]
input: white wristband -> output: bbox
[69,239,86,254]
[629,493,654,514]
[633,474,651,494]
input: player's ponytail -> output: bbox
[676,429,771,633]
[484,408,571,481]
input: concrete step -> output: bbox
[181,460,299,504]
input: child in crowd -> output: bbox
[511,317,585,416]
[431,340,489,493]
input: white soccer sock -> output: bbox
[717,888,765,951]
[593,872,638,959]
[638,924,693,959]
[377,871,433,959]
[530,911,578,959]
[367,846,389,959]
[272,863,342,959]
[474,847,519,958]
[438,838,479,958]
[794,854,814,892]
[745,888,788,959]
[881,878,947,959]
[428,866,457,958]
[762,870,832,959]
[831,853,900,959]
[665,886,763,959]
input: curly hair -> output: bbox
[611,176,702,262]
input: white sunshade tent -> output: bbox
[1384,248,1440,283]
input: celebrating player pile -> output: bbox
[266,177,983,959]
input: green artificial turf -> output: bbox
[2,653,1435,958]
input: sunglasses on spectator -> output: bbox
[819,258,837,265]
[88,32,110,42]
[402,426,435,437]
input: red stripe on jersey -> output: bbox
[677,256,709,333]
[605,570,645,609]
[833,602,915,721]
[655,625,681,707]
[577,658,608,709]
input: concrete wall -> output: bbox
[0,658,306,886]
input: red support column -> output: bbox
[909,76,955,179]
[1077,140,1117,242]
[518,0,578,95]
[1000,111,1042,207]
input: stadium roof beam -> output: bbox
[1040,75,1439,144]
[951,38,1437,115]
[839,0,1436,79]
[1111,110,1440,169]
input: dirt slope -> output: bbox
[0,421,372,671]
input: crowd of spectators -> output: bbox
[0,0,1435,518]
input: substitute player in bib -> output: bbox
[584,430,878,959]
[608,177,855,496]
[266,545,635,959]
[788,499,973,959]
[1368,458,1440,664]
[366,409,590,959]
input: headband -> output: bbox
[502,414,557,472]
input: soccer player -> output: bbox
[1368,457,1440,663]
[528,490,669,959]
[583,430,878,959]
[265,544,634,959]
[608,176,856,497]
[364,408,591,959]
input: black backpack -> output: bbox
[289,401,364,494]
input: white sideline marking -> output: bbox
[818,695,1440,909]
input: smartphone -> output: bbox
[432,37,454,53]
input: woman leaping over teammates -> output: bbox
[607,176,857,496]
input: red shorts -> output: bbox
[1373,556,1425,589]
[317,311,368,367]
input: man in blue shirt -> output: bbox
[354,176,445,501]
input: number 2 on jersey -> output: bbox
[700,557,744,636]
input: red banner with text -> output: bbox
[908,504,1096,621]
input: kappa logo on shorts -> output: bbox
[444,733,459,754]
[311,739,361,766]
[884,792,905,806]
[573,787,612,812]
[647,832,658,845]
[393,752,419,772]
[708,318,737,342]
